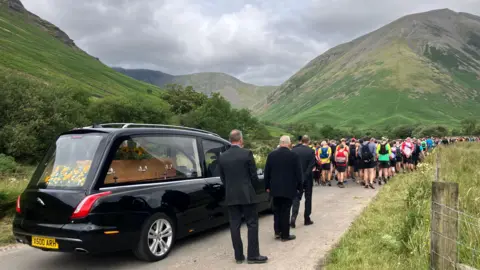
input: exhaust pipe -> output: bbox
[74,248,89,254]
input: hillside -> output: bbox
[114,68,277,108]
[258,9,480,128]
[0,0,165,99]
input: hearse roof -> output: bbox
[63,123,229,143]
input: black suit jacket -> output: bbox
[291,144,316,185]
[264,147,303,199]
[218,146,260,206]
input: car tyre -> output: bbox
[133,212,176,262]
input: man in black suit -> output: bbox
[290,135,316,228]
[218,130,268,264]
[265,135,302,241]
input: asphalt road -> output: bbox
[0,182,379,270]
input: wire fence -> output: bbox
[430,150,480,270]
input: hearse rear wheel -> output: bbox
[133,213,176,262]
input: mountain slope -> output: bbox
[0,0,165,99]
[258,9,480,128]
[114,68,277,108]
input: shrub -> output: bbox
[0,154,17,174]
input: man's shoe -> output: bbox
[305,219,314,226]
[236,257,245,264]
[290,222,296,229]
[275,233,281,239]
[328,181,332,186]
[281,235,296,242]
[247,256,268,264]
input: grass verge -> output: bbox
[323,143,480,270]
[0,168,32,245]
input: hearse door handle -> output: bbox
[132,198,145,207]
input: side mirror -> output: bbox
[257,169,264,175]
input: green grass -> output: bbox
[266,125,291,137]
[0,6,165,100]
[324,143,480,269]
[0,166,32,245]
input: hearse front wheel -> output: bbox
[134,213,176,262]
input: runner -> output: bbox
[389,142,397,178]
[318,141,332,186]
[395,140,403,173]
[401,137,415,172]
[376,137,391,185]
[313,143,321,185]
[329,140,337,182]
[335,144,348,188]
[359,138,377,189]
[348,139,357,182]
[412,139,423,169]
[421,139,428,155]
[357,139,365,185]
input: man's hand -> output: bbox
[266,189,270,193]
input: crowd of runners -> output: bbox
[303,136,480,189]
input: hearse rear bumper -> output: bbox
[12,217,132,254]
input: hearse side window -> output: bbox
[202,140,227,177]
[103,136,202,185]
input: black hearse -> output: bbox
[13,123,270,261]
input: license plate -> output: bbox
[31,236,59,249]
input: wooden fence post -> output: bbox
[431,181,459,270]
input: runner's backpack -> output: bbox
[320,147,329,159]
[379,143,388,155]
[349,144,356,158]
[361,143,373,163]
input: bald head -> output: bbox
[279,135,291,148]
[229,129,243,145]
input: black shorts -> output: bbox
[396,156,402,162]
[379,161,390,168]
[348,158,356,167]
[331,160,336,169]
[364,160,376,169]
[358,159,365,169]
[336,164,347,172]
[321,163,331,170]
[390,159,396,167]
[403,155,413,164]
[413,156,419,165]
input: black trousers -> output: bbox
[227,204,260,260]
[291,178,313,223]
[273,197,293,239]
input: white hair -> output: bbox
[279,135,291,146]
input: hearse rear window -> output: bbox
[31,134,105,189]
[103,136,202,186]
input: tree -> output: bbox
[461,118,477,135]
[87,95,172,125]
[162,84,208,115]
[413,125,449,138]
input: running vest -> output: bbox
[336,149,347,164]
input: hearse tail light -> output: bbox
[16,195,21,214]
[71,191,112,219]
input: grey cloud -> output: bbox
[21,0,480,85]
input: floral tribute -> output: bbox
[44,160,92,187]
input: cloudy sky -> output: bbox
[21,0,480,85]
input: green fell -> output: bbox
[259,9,480,128]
